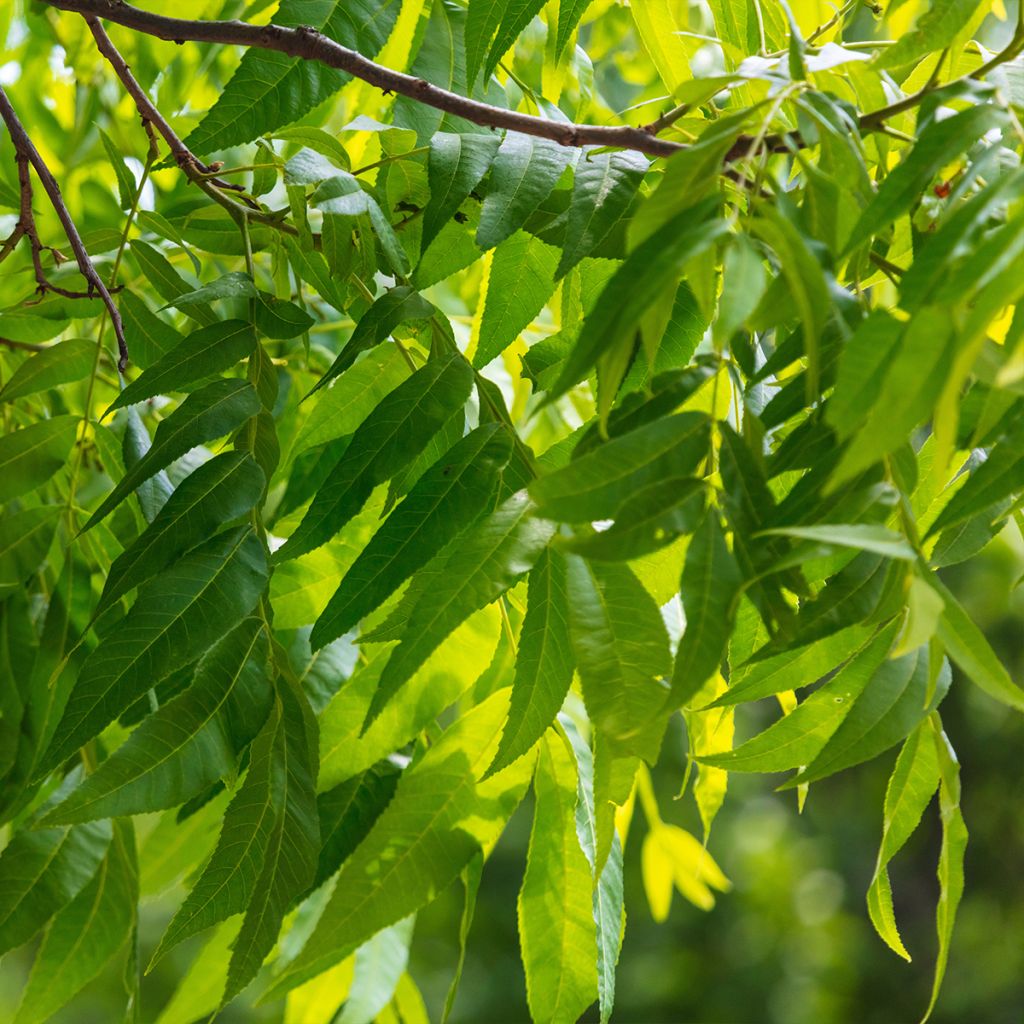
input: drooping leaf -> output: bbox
[222,677,319,1004]
[477,133,573,251]
[489,548,574,775]
[475,231,559,368]
[669,509,744,710]
[107,320,255,413]
[276,353,474,562]
[518,733,598,1024]
[42,619,270,824]
[555,151,649,280]
[422,131,502,250]
[311,423,511,649]
[38,528,268,775]
[98,451,265,614]
[261,690,534,1001]
[0,415,78,504]
[364,490,556,726]
[566,556,672,760]
[84,380,261,529]
[866,721,941,961]
[547,201,726,397]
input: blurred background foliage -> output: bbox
[2,0,1024,1019]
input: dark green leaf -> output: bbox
[84,380,261,529]
[0,340,95,404]
[311,423,511,649]
[275,353,474,562]
[108,320,255,413]
[38,528,268,775]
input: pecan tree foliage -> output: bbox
[1,0,1023,1019]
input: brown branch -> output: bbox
[0,85,129,370]
[44,0,685,158]
[84,16,249,197]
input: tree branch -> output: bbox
[43,0,685,158]
[0,85,129,370]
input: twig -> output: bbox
[0,85,128,370]
[84,17,248,197]
[44,0,685,157]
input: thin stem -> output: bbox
[0,85,129,369]
[45,0,686,158]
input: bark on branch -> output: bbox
[0,85,129,370]
[44,0,686,158]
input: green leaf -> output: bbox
[477,133,572,251]
[422,132,502,250]
[484,0,548,79]
[0,506,62,592]
[785,645,951,787]
[758,523,917,561]
[929,574,1024,711]
[465,0,506,85]
[475,231,559,367]
[530,412,709,522]
[336,916,415,1024]
[562,478,704,562]
[290,345,410,458]
[223,678,319,1004]
[184,0,401,155]
[877,0,987,70]
[489,548,575,775]
[311,423,512,649]
[0,415,78,504]
[556,151,648,280]
[276,353,474,562]
[548,201,726,397]
[925,719,967,1022]
[567,556,672,760]
[99,128,136,209]
[866,722,941,960]
[826,310,904,438]
[84,379,261,529]
[261,690,534,1001]
[107,320,255,414]
[844,105,1008,253]
[314,171,412,277]
[0,340,95,404]
[556,0,594,54]
[364,490,556,726]
[314,762,401,891]
[699,621,901,772]
[97,451,265,614]
[308,287,435,397]
[120,291,185,369]
[14,821,137,1024]
[0,791,111,955]
[38,528,268,775]
[669,509,744,710]
[317,607,500,790]
[518,733,598,1024]
[565,721,626,1023]
[159,271,256,310]
[927,419,1024,536]
[710,622,881,708]
[41,619,269,824]
[831,308,956,485]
